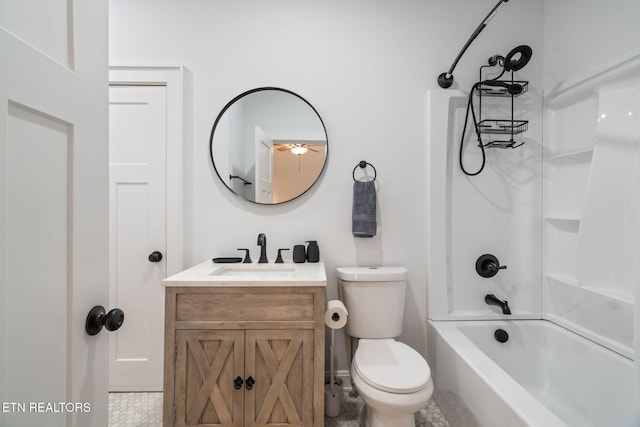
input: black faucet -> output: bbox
[485,294,511,315]
[257,233,268,263]
[476,254,507,278]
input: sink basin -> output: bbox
[210,264,296,277]
[163,260,327,287]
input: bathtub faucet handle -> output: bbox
[476,254,507,278]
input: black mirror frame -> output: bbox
[209,87,329,205]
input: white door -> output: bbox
[255,126,274,203]
[109,85,167,391]
[0,2,109,427]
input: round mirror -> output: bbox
[209,87,328,204]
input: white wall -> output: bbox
[109,0,543,374]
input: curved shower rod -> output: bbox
[437,0,510,89]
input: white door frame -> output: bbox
[108,66,185,277]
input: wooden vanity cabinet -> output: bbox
[164,286,325,427]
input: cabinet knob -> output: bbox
[233,376,244,390]
[245,376,255,390]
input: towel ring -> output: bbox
[352,160,377,182]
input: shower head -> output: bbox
[504,45,533,72]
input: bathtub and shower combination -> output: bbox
[425,54,640,426]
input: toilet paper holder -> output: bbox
[325,300,347,418]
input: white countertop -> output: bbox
[163,260,327,287]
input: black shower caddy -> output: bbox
[475,67,529,149]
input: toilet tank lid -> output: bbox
[336,266,408,281]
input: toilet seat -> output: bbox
[353,339,431,394]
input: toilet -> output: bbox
[337,266,433,427]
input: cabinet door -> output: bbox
[175,330,245,427]
[245,330,314,427]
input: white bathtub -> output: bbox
[427,320,640,427]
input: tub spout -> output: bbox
[485,294,511,315]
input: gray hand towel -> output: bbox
[352,180,376,237]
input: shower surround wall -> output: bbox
[542,71,640,358]
[428,65,640,349]
[428,0,640,347]
[426,87,543,320]
[542,0,640,360]
[109,0,543,380]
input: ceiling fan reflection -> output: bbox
[275,143,320,155]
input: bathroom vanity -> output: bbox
[162,261,326,427]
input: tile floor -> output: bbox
[109,392,162,427]
[108,391,450,427]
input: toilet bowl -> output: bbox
[351,339,433,427]
[336,267,433,427]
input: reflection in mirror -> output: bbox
[209,88,328,204]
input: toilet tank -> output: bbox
[337,266,408,339]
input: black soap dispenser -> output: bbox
[293,245,306,263]
[306,241,319,263]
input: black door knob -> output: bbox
[85,305,125,336]
[148,251,163,262]
[104,308,125,331]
